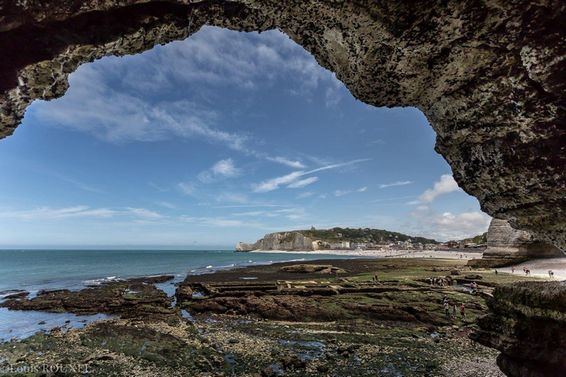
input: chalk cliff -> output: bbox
[236,232,315,252]
[469,219,563,268]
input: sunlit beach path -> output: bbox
[499,257,566,280]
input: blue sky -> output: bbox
[0,27,490,248]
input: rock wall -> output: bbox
[469,219,563,268]
[471,281,566,377]
[0,1,565,250]
[236,232,314,251]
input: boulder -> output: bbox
[175,285,194,302]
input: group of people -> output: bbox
[510,266,531,275]
[510,266,558,279]
[443,296,465,319]
[428,276,453,287]
[469,281,479,295]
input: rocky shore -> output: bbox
[1,275,177,321]
[0,259,554,376]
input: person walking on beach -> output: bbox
[460,303,466,319]
[511,266,515,274]
[525,268,531,276]
[549,270,554,279]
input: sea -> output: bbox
[0,249,364,342]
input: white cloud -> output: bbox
[148,182,170,192]
[124,26,340,94]
[418,174,461,203]
[297,191,315,199]
[216,192,248,204]
[253,171,305,193]
[178,182,196,196]
[409,205,491,241]
[232,211,266,217]
[333,190,347,197]
[0,206,115,220]
[45,171,104,194]
[275,208,306,220]
[125,208,163,220]
[371,195,416,203]
[212,159,239,177]
[325,85,343,108]
[179,215,265,228]
[231,207,306,221]
[379,180,413,189]
[0,206,163,221]
[368,139,385,146]
[334,186,368,197]
[198,158,241,183]
[252,159,370,193]
[307,159,371,174]
[264,156,305,169]
[287,177,319,189]
[156,201,176,209]
[30,27,339,171]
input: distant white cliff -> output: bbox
[236,232,316,252]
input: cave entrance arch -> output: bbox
[0,1,564,249]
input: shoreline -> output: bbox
[0,253,369,342]
[0,256,556,376]
[248,248,484,260]
[3,252,563,343]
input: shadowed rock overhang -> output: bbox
[0,1,565,249]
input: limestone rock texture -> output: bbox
[0,0,565,249]
[235,242,258,252]
[471,281,566,377]
[469,218,564,268]
[237,231,315,251]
